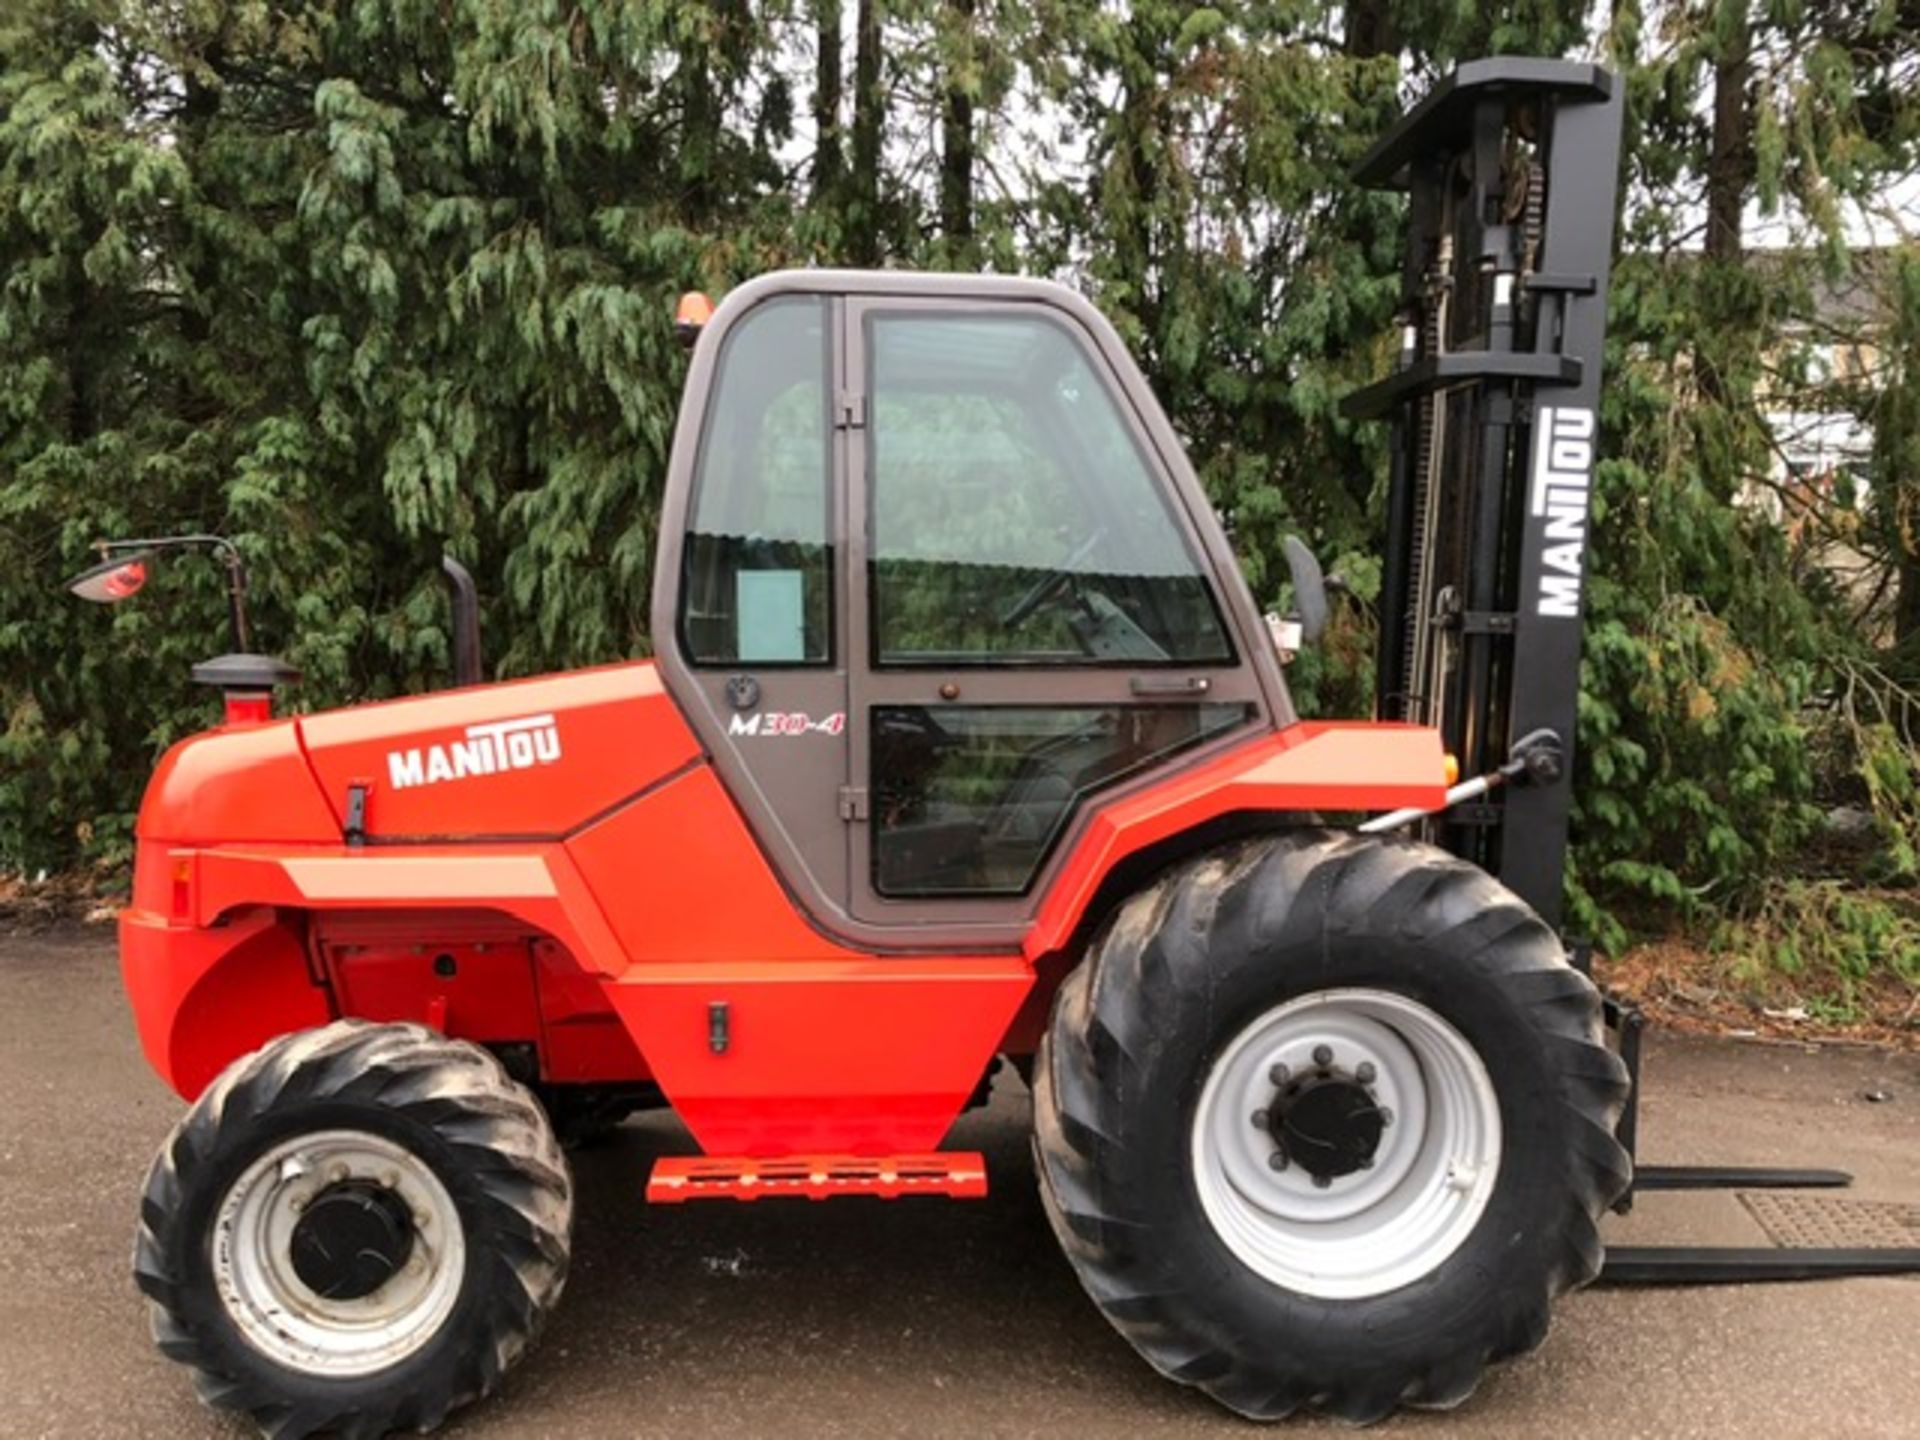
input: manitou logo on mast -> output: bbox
[386,714,561,790]
[1529,405,1596,618]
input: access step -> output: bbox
[646,1151,988,1203]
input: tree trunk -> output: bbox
[178,48,223,355]
[812,0,844,208]
[1699,6,1753,409]
[1883,276,1920,651]
[1704,8,1752,265]
[682,43,716,221]
[1117,67,1161,358]
[1344,0,1399,58]
[65,275,96,444]
[1895,549,1920,649]
[939,0,975,253]
[850,0,883,263]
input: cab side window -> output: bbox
[872,702,1249,896]
[868,313,1232,667]
[680,298,833,665]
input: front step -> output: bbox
[647,1152,988,1203]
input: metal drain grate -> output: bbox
[1740,1191,1920,1249]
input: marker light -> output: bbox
[170,855,193,921]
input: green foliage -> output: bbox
[1566,259,1834,944]
[3,0,1919,1017]
[1818,658,1920,884]
[1715,881,1920,1021]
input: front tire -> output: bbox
[1033,831,1629,1422]
[134,1021,572,1438]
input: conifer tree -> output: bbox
[1,0,1916,1004]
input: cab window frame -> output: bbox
[676,294,838,671]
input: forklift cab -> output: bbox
[652,272,1292,947]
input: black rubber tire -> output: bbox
[134,1020,572,1439]
[1032,830,1630,1423]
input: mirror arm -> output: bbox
[439,556,483,687]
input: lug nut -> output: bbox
[1378,1106,1394,1127]
[1312,1044,1333,1068]
[1251,1109,1270,1129]
[1355,1061,1376,1084]
[289,1194,307,1213]
[1359,1155,1375,1170]
[1268,1062,1289,1086]
[1312,1173,1331,1189]
[1268,1150,1289,1172]
[414,1210,430,1227]
[329,1163,349,1183]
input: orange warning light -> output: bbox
[1443,753,1461,786]
[674,291,716,346]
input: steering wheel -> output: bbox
[999,528,1106,630]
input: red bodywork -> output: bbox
[121,661,1446,1159]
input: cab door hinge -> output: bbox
[837,785,869,821]
[835,393,867,430]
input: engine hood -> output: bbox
[296,661,701,841]
[137,719,343,846]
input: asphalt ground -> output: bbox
[2,924,1916,1438]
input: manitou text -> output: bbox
[386,714,562,789]
[1529,405,1596,619]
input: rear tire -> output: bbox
[1032,830,1629,1422]
[134,1020,572,1438]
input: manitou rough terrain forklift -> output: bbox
[77,59,1918,1437]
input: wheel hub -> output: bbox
[214,1129,467,1376]
[1269,1070,1385,1182]
[1191,988,1503,1299]
[289,1180,416,1301]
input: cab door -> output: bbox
[842,299,1263,928]
[666,293,852,912]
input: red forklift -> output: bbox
[73,59,1918,1437]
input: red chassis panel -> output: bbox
[298,662,700,840]
[119,906,333,1099]
[1027,720,1447,958]
[121,698,1446,1159]
[602,959,1031,1155]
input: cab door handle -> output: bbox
[1129,675,1212,696]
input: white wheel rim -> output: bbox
[1189,988,1503,1300]
[213,1130,466,1376]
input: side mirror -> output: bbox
[65,533,254,651]
[1281,535,1330,645]
[66,552,154,604]
[65,533,298,724]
